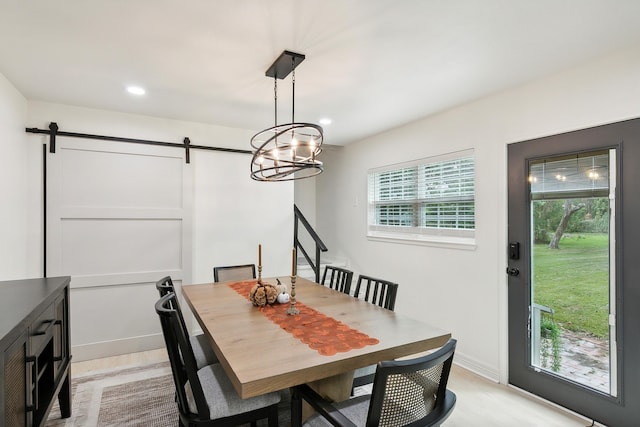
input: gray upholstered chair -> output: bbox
[213,264,256,282]
[156,292,280,426]
[292,339,457,427]
[320,265,353,294]
[155,276,217,368]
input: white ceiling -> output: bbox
[2,1,640,146]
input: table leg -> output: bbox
[302,370,354,422]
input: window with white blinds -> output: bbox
[367,150,475,245]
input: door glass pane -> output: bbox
[528,150,615,395]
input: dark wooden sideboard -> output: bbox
[0,277,71,427]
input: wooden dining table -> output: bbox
[182,276,451,405]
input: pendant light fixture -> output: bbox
[250,51,323,181]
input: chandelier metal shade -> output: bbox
[250,51,323,182]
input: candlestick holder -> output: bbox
[257,264,262,284]
[286,274,299,315]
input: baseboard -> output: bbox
[453,351,500,383]
[71,333,165,362]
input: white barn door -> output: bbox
[46,137,192,361]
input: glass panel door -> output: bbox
[507,117,640,426]
[528,150,616,395]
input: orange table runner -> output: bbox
[228,280,379,356]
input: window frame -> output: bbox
[367,149,476,249]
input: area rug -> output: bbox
[45,361,296,426]
[45,361,178,426]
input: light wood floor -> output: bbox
[445,366,600,426]
[71,350,601,426]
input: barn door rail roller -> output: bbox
[25,122,251,163]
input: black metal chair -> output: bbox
[213,264,256,282]
[155,276,217,368]
[351,275,400,391]
[292,339,457,427]
[156,292,280,427]
[320,265,353,294]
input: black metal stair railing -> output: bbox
[293,204,328,283]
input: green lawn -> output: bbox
[533,233,609,338]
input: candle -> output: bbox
[258,244,262,266]
[291,247,296,276]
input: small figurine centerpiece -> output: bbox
[275,278,290,304]
[249,281,278,306]
[248,244,294,307]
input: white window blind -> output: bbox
[529,151,609,199]
[367,150,475,246]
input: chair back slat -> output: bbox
[354,275,399,311]
[367,339,457,427]
[213,264,256,282]
[321,266,353,294]
[155,276,192,337]
[155,275,174,297]
[155,293,210,421]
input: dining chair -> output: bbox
[320,265,353,294]
[351,274,400,392]
[155,292,281,427]
[155,276,218,368]
[213,263,256,282]
[291,339,457,427]
[352,274,399,310]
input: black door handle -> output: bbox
[506,267,520,277]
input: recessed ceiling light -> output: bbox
[319,118,332,125]
[126,86,146,95]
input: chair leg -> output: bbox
[268,403,279,427]
[290,387,302,427]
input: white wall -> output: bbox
[294,173,317,226]
[25,102,293,360]
[193,148,294,283]
[293,146,341,267]
[0,72,32,280]
[316,45,640,381]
